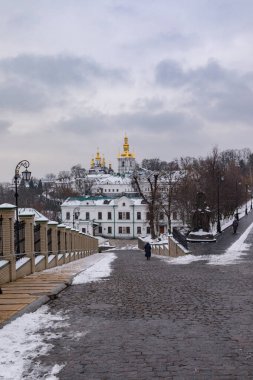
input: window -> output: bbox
[122,202,125,206]
[66,212,70,220]
[98,212,102,220]
[118,226,130,234]
[82,228,86,233]
[85,212,90,220]
[137,212,141,220]
[98,226,102,234]
[118,212,130,220]
[137,226,141,234]
[160,212,164,220]
[108,212,112,220]
[172,211,177,220]
[108,226,112,234]
[146,227,150,234]
[146,212,150,220]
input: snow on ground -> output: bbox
[0,251,117,379]
[0,305,67,380]
[161,221,253,266]
[72,252,116,284]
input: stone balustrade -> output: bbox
[0,203,99,285]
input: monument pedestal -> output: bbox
[187,229,216,242]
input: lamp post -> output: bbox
[217,174,224,234]
[72,207,80,228]
[251,191,253,210]
[14,160,31,255]
[245,184,248,215]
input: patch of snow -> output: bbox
[35,255,44,265]
[0,305,66,380]
[208,222,253,265]
[48,254,55,263]
[72,253,116,284]
[0,260,9,268]
[16,257,30,269]
[164,221,253,266]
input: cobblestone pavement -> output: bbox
[26,234,253,380]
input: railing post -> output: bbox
[37,218,49,268]
[58,224,67,264]
[0,203,16,281]
[48,221,58,266]
[19,211,35,274]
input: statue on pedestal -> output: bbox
[187,192,216,242]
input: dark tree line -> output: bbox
[133,147,253,238]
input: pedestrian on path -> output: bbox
[144,242,152,260]
[232,218,239,234]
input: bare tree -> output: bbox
[132,170,161,239]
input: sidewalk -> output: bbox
[0,252,109,327]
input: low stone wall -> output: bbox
[0,203,99,285]
[138,236,189,257]
[168,236,189,257]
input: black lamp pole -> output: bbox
[73,207,80,228]
[245,184,248,215]
[14,160,31,255]
[217,176,221,234]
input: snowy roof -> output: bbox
[0,203,16,209]
[61,195,146,207]
[87,173,132,185]
[18,208,48,222]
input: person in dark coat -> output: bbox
[144,242,152,260]
[232,219,239,234]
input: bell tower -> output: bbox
[117,135,136,175]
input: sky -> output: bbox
[1,0,253,181]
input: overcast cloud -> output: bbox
[0,0,253,181]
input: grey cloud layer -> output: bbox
[155,59,253,124]
[58,109,201,137]
[0,54,127,87]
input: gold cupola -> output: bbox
[118,134,136,158]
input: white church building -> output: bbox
[61,195,156,239]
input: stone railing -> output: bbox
[0,203,98,285]
[138,235,189,257]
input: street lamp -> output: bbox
[217,174,224,234]
[14,160,31,255]
[245,184,249,215]
[73,207,80,228]
[235,180,241,220]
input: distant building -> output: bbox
[62,195,151,238]
[117,135,136,175]
[61,195,180,239]
[89,149,113,175]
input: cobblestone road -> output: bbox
[27,239,253,379]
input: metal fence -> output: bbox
[172,227,188,250]
[34,224,41,254]
[47,228,52,252]
[14,220,25,255]
[0,216,3,256]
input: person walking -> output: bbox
[144,242,152,260]
[232,218,239,234]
